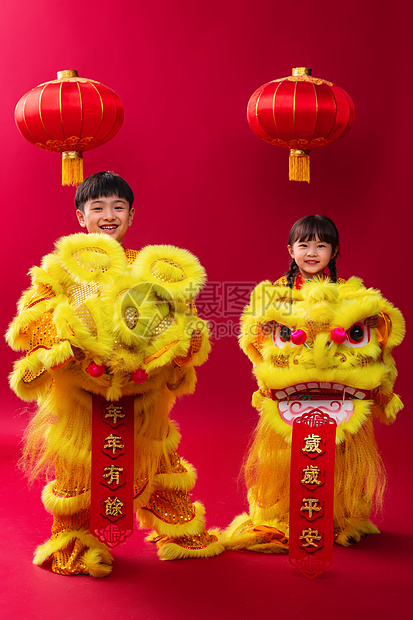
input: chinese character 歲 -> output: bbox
[301,465,322,487]
[302,433,323,455]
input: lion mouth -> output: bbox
[271,382,372,427]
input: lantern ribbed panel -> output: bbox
[15,77,124,154]
[247,75,355,150]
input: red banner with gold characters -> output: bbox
[90,395,135,548]
[289,410,337,578]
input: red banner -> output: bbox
[289,410,337,578]
[90,395,135,548]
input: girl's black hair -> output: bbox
[286,215,340,288]
[75,171,134,212]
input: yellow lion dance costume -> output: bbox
[224,277,405,552]
[7,233,224,576]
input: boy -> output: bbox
[7,172,223,577]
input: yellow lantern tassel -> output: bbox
[62,151,83,186]
[289,149,310,183]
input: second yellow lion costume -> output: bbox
[7,233,224,576]
[224,277,405,552]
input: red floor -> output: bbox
[1,391,412,620]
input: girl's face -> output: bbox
[288,235,337,280]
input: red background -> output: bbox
[1,1,411,617]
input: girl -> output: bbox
[275,214,343,289]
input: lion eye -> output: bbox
[280,326,291,341]
[349,324,364,342]
[346,321,370,347]
[273,325,293,348]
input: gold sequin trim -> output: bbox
[51,510,90,538]
[134,477,149,499]
[124,306,139,329]
[22,367,46,384]
[51,510,90,576]
[144,489,195,525]
[152,312,175,336]
[124,248,139,264]
[271,355,289,367]
[157,451,188,475]
[24,284,55,309]
[358,356,373,367]
[305,320,329,337]
[74,304,98,337]
[52,484,89,498]
[28,311,59,350]
[186,299,198,316]
[157,531,218,550]
[67,282,99,307]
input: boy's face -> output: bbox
[76,195,134,245]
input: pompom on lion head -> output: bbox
[240,277,405,443]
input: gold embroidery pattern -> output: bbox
[35,137,94,153]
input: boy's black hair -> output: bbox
[75,171,134,212]
[286,215,340,288]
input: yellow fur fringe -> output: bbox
[157,529,224,560]
[42,482,91,515]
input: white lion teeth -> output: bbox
[273,383,365,401]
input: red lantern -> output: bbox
[15,70,124,186]
[247,67,355,182]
